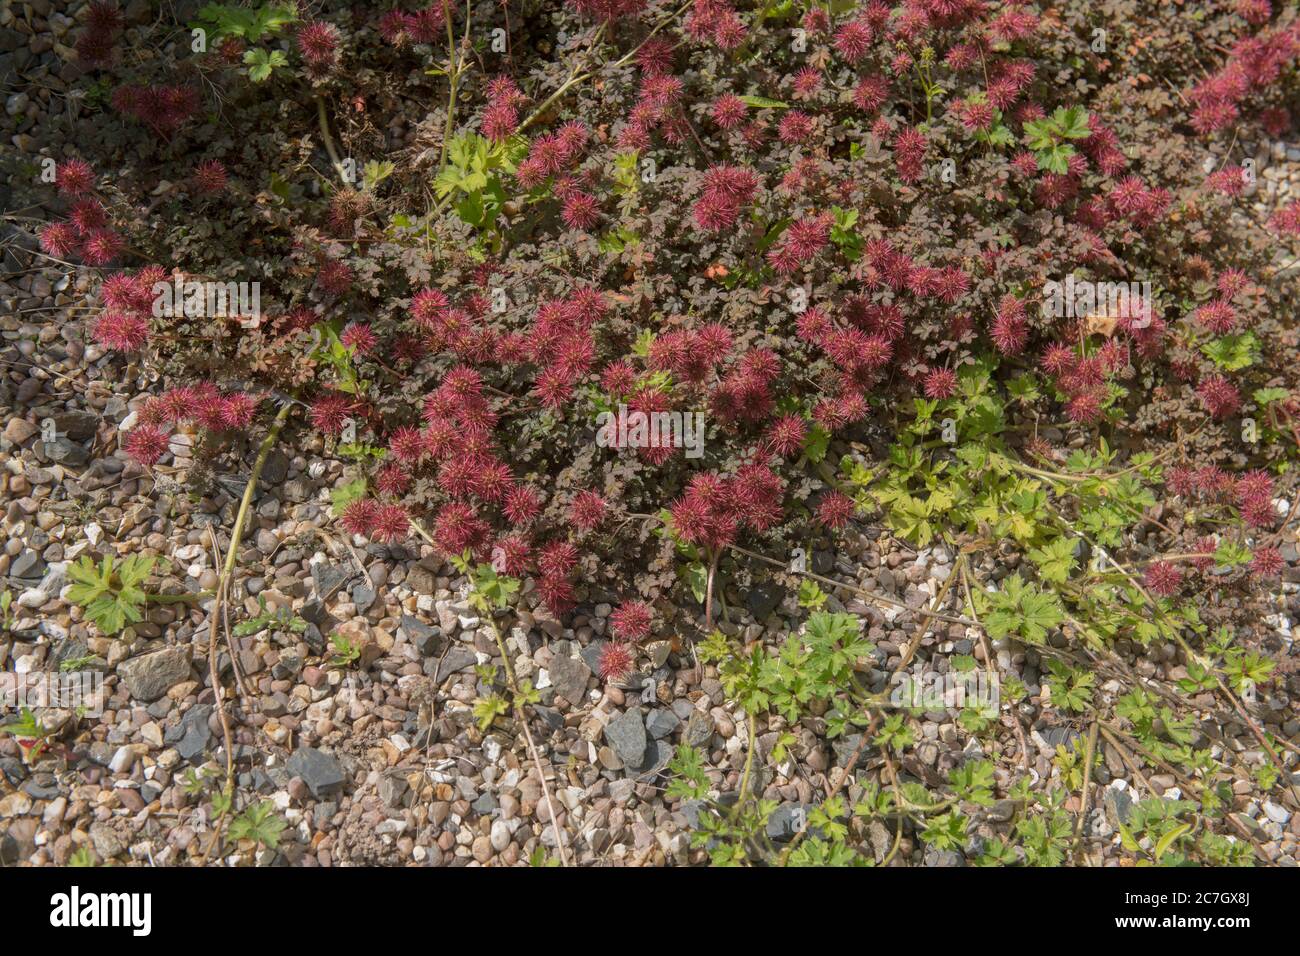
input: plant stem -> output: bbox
[314,97,349,184]
[1070,717,1100,862]
[436,0,464,176]
[220,402,293,583]
[517,2,690,133]
[483,615,572,867]
[703,548,720,630]
[737,710,757,805]
[197,399,293,866]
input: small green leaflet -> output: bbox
[1035,144,1075,175]
[597,226,640,254]
[739,95,789,109]
[1022,106,1090,175]
[330,478,367,516]
[66,554,158,636]
[1026,537,1076,585]
[194,3,297,42]
[1213,539,1252,568]
[632,328,655,358]
[802,423,830,462]
[681,561,708,605]
[1252,387,1290,406]
[243,48,287,83]
[362,160,395,191]
[981,575,1064,645]
[1201,332,1258,371]
[228,800,288,849]
[1007,373,1040,403]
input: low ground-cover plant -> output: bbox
[20,0,1300,865]
[40,1,1297,596]
[66,553,197,637]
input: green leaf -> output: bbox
[268,172,291,200]
[243,48,287,83]
[1153,822,1191,861]
[1022,118,1055,152]
[1253,387,1290,406]
[739,95,789,109]
[666,743,711,800]
[66,554,157,636]
[1057,105,1092,139]
[982,575,1063,645]
[682,561,708,605]
[473,693,510,731]
[196,3,297,41]
[330,478,367,516]
[797,578,828,610]
[1007,373,1041,403]
[1027,537,1076,585]
[362,160,395,191]
[597,225,640,254]
[802,423,831,463]
[1118,821,1141,853]
[1201,332,1259,372]
[1214,539,1252,568]
[1038,143,1075,174]
[228,800,288,849]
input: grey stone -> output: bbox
[118,646,192,702]
[1262,801,1290,825]
[986,800,1015,823]
[1103,786,1134,827]
[684,710,714,747]
[0,832,19,866]
[579,642,605,673]
[627,738,672,780]
[49,410,98,441]
[299,599,329,625]
[549,653,591,703]
[37,561,68,597]
[42,438,89,467]
[350,583,376,609]
[645,708,680,739]
[311,562,352,599]
[533,706,563,732]
[923,847,965,867]
[261,450,289,485]
[271,652,302,680]
[766,803,811,842]
[21,778,60,800]
[286,747,347,799]
[165,704,213,761]
[282,479,312,502]
[432,646,477,676]
[747,582,786,619]
[0,757,25,786]
[682,799,707,829]
[406,565,436,595]
[605,707,648,766]
[49,637,91,671]
[88,822,123,860]
[10,550,44,580]
[400,614,441,655]
[1037,727,1082,752]
[609,778,636,804]
[378,775,408,808]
